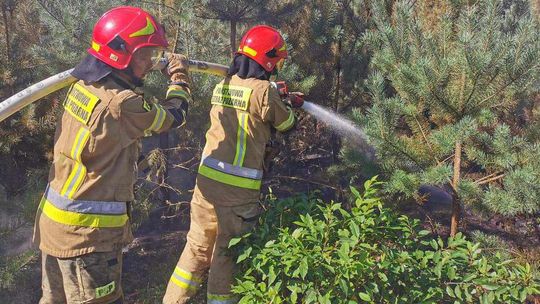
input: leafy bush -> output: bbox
[230,178,540,303]
[0,250,38,290]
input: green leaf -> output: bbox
[447,266,456,280]
[446,285,455,298]
[358,292,371,302]
[377,272,388,282]
[228,237,242,247]
[237,247,252,263]
[454,285,462,300]
[481,284,499,291]
[418,230,431,237]
[350,186,362,199]
[299,258,308,279]
[290,290,298,303]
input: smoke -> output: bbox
[301,101,375,160]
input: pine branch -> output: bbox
[431,87,460,118]
[35,1,72,37]
[371,132,424,170]
[473,59,539,112]
[475,173,505,185]
[474,171,502,184]
[413,115,439,164]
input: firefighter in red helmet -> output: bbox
[33,6,192,304]
[163,25,304,304]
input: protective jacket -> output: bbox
[195,75,295,206]
[34,70,190,258]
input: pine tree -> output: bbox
[0,0,59,197]
[195,0,267,55]
[359,0,540,235]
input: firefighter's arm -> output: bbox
[111,90,175,140]
[161,53,192,128]
[163,53,192,103]
[261,85,296,132]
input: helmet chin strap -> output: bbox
[113,66,144,88]
[269,69,279,82]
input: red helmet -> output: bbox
[237,25,288,72]
[88,6,168,69]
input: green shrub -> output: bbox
[230,178,540,303]
[0,250,38,290]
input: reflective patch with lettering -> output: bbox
[95,281,116,299]
[63,83,100,125]
[211,84,252,111]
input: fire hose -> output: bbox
[0,58,229,123]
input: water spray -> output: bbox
[301,101,375,159]
[273,81,374,157]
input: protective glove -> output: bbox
[287,92,305,108]
[162,53,192,105]
[162,52,189,79]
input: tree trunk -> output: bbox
[2,3,11,63]
[159,133,170,203]
[450,141,462,236]
[331,6,344,164]
[230,19,237,57]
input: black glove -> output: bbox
[168,99,188,128]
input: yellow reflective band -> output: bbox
[169,267,201,291]
[174,267,202,284]
[145,104,166,136]
[63,83,100,125]
[40,198,128,228]
[92,41,100,52]
[211,84,252,111]
[142,100,152,112]
[61,162,87,199]
[279,43,287,51]
[166,87,190,101]
[70,128,91,161]
[128,17,155,38]
[170,276,197,290]
[179,110,187,127]
[198,165,261,190]
[208,293,237,304]
[242,45,258,57]
[275,109,295,131]
[61,128,90,198]
[208,293,235,300]
[233,113,249,166]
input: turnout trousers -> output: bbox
[162,188,262,304]
[39,250,123,304]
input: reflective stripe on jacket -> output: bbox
[196,75,295,205]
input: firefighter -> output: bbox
[163,25,304,304]
[33,6,192,304]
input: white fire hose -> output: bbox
[0,59,228,123]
